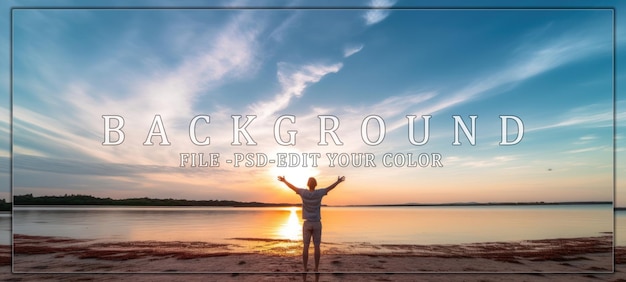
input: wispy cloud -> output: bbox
[268,11,300,42]
[249,62,342,118]
[342,91,438,135]
[531,102,623,131]
[363,0,396,26]
[564,146,611,154]
[13,11,265,169]
[579,135,597,141]
[574,135,598,145]
[418,23,612,118]
[326,21,613,146]
[343,44,364,58]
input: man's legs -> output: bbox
[311,222,322,272]
[302,221,313,271]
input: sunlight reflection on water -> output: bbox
[276,207,302,241]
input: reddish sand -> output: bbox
[2,234,626,281]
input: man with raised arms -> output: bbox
[277,175,346,272]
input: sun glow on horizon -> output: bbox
[270,157,320,189]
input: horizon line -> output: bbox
[8,194,617,208]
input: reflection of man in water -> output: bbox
[278,175,345,272]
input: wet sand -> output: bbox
[3,234,626,281]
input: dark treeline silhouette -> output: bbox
[13,194,299,207]
[0,199,9,211]
[10,194,618,209]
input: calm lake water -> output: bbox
[0,212,9,245]
[619,210,626,246]
[11,205,620,246]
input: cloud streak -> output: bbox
[363,0,397,26]
[249,62,342,118]
[531,101,624,132]
[343,44,364,58]
[564,146,611,154]
[416,23,612,119]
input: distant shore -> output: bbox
[11,194,615,208]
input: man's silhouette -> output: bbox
[278,175,345,272]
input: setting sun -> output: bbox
[271,165,320,189]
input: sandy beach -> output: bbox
[3,234,626,281]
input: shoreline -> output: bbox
[11,234,616,273]
[4,236,626,281]
[11,201,615,208]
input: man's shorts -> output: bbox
[302,221,322,246]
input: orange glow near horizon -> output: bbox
[98,161,612,206]
[270,167,320,189]
[266,148,321,189]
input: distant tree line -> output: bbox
[8,194,619,209]
[13,194,299,207]
[0,198,9,211]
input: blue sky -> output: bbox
[1,0,624,205]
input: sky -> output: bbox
[1,0,624,206]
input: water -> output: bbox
[0,212,10,245]
[12,205,615,245]
[618,210,626,246]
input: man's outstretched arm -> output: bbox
[277,176,299,193]
[326,176,345,193]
